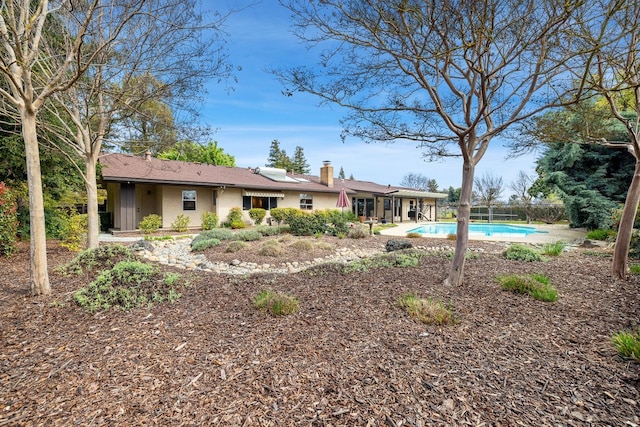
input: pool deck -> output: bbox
[378,221,587,244]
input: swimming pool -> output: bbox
[407,223,548,237]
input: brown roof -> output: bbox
[99,153,347,194]
[100,153,447,199]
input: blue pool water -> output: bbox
[407,223,548,237]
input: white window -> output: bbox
[182,190,196,211]
[300,193,313,210]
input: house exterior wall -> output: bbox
[105,180,442,232]
[160,185,216,229]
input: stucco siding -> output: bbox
[160,185,216,229]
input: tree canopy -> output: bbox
[158,141,235,166]
[266,139,310,174]
[277,0,587,286]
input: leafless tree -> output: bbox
[400,172,430,191]
[509,171,536,223]
[568,0,640,279]
[276,0,588,286]
[473,172,504,223]
[0,0,233,294]
[42,2,233,250]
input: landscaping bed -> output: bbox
[0,236,639,426]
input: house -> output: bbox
[99,152,447,232]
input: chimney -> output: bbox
[320,160,334,188]
[144,150,152,161]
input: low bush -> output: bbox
[201,211,218,230]
[586,229,615,240]
[398,293,455,325]
[287,212,327,236]
[225,240,248,253]
[248,208,267,225]
[230,220,246,229]
[541,241,566,256]
[254,225,281,236]
[406,232,423,238]
[253,289,299,316]
[139,214,162,234]
[496,273,557,302]
[270,207,301,225]
[73,260,184,312]
[289,239,314,251]
[56,244,134,277]
[612,330,640,361]
[258,240,283,257]
[629,264,640,275]
[504,244,543,262]
[191,238,221,252]
[233,230,262,241]
[171,214,190,232]
[348,227,368,239]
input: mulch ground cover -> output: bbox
[1,235,639,426]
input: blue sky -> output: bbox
[199,1,540,192]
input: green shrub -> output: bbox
[270,207,301,225]
[504,244,543,262]
[225,240,248,253]
[201,211,218,230]
[586,229,615,240]
[233,229,262,241]
[253,289,299,316]
[139,214,162,234]
[56,244,134,277]
[289,239,314,251]
[497,273,557,302]
[0,182,18,256]
[348,227,368,239]
[248,208,267,225]
[73,260,184,312]
[398,293,455,325]
[288,212,328,236]
[230,220,246,229]
[254,225,281,236]
[612,330,640,361]
[541,241,566,256]
[60,213,89,252]
[171,214,190,232]
[191,238,221,252]
[406,232,423,238]
[193,229,234,244]
[226,207,243,225]
[629,264,640,275]
[258,240,283,257]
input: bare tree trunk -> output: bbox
[22,109,50,295]
[612,161,640,279]
[85,156,100,249]
[447,160,475,286]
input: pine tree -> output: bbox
[338,166,345,179]
[266,139,292,169]
[292,146,310,174]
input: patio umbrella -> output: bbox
[336,187,350,214]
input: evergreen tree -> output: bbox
[349,173,354,180]
[292,146,310,174]
[266,139,292,170]
[536,142,633,229]
[338,166,345,179]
